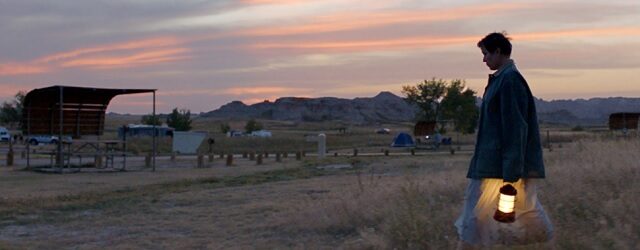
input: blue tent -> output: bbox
[391,132,415,147]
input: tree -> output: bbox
[141,114,162,126]
[440,80,480,134]
[401,78,447,122]
[244,119,263,133]
[402,79,479,134]
[0,91,26,128]
[166,108,192,131]
[219,123,231,134]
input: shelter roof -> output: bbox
[22,85,155,136]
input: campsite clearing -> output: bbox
[0,117,636,248]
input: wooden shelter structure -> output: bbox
[414,121,437,137]
[608,112,640,130]
[21,85,157,172]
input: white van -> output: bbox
[250,130,272,138]
[0,127,10,142]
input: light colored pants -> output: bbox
[455,179,554,246]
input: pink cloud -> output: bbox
[36,37,184,64]
[0,63,50,76]
[240,0,307,5]
[0,36,191,77]
[241,3,538,36]
[222,86,309,95]
[248,27,640,52]
[60,48,191,69]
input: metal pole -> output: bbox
[152,90,156,172]
[123,125,127,170]
[58,86,64,172]
[26,106,30,169]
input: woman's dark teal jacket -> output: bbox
[467,61,545,182]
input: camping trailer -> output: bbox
[118,124,174,139]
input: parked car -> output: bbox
[0,127,10,142]
[376,128,391,134]
[27,135,72,145]
[226,130,245,137]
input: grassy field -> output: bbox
[0,117,637,249]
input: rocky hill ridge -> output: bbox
[203,92,640,125]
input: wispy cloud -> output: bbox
[240,0,308,5]
[512,27,640,41]
[241,3,537,36]
[0,36,190,75]
[248,27,640,52]
[250,35,479,51]
[60,48,191,69]
[36,37,184,63]
[0,63,49,76]
[223,86,310,96]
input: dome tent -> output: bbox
[391,132,415,147]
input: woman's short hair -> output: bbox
[477,32,512,56]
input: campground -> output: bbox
[0,117,637,249]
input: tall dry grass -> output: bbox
[543,137,640,249]
[287,137,640,249]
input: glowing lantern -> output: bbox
[493,184,517,223]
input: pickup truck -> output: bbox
[27,135,72,145]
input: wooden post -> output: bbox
[546,130,551,149]
[302,150,306,157]
[318,134,326,158]
[411,149,415,156]
[219,152,224,159]
[264,152,269,158]
[145,153,151,168]
[450,148,455,155]
[296,151,302,160]
[249,152,255,161]
[256,154,263,165]
[95,155,103,168]
[226,154,233,166]
[276,152,282,162]
[242,152,248,158]
[283,152,288,158]
[353,148,358,157]
[208,138,214,154]
[6,150,14,166]
[208,153,214,162]
[197,154,204,168]
[384,150,389,156]
[334,152,338,157]
[6,140,14,166]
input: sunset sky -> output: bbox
[1,0,639,114]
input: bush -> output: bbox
[245,119,263,133]
[220,123,231,134]
[166,108,192,131]
[571,125,584,131]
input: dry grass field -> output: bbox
[0,117,638,249]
